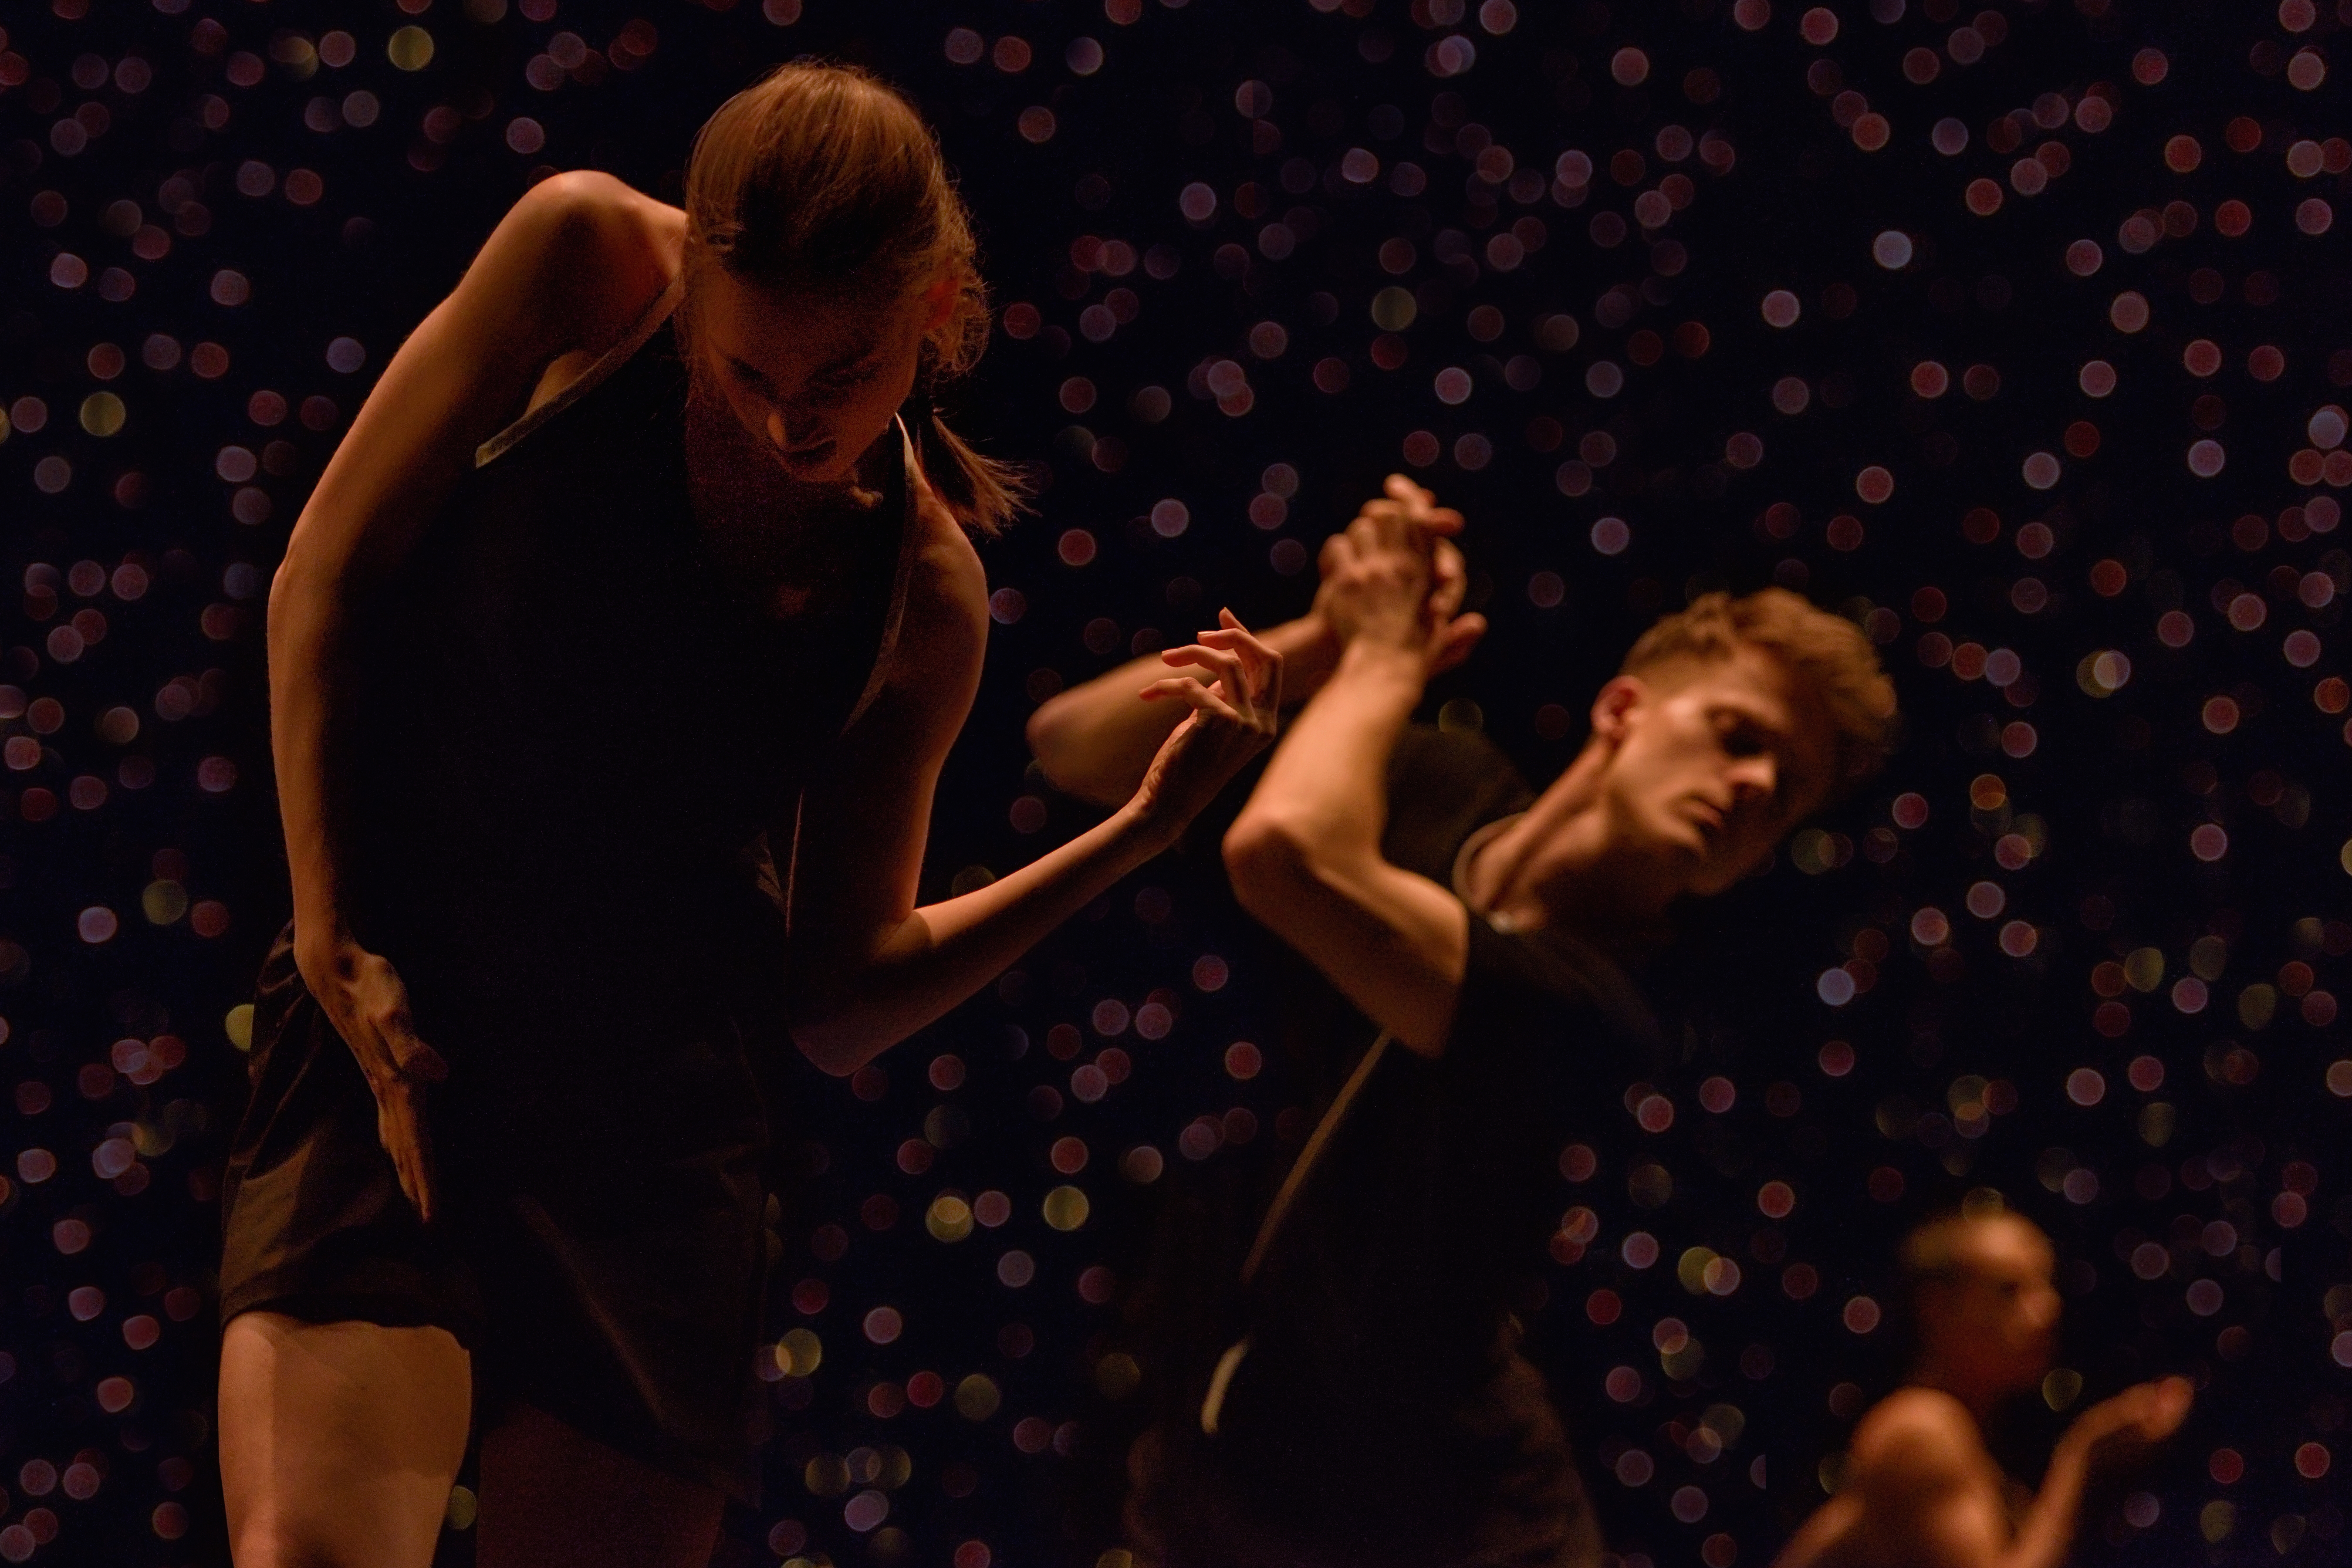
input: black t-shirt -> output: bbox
[1143,726,1656,1560]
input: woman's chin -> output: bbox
[771,443,843,483]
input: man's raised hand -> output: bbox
[1316,478,1486,673]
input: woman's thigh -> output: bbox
[477,1402,725,1568]
[219,1311,472,1568]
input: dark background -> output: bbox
[3,0,2351,1562]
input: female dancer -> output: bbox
[219,64,1280,1568]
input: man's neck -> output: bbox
[1461,754,1674,957]
[1909,1357,2006,1428]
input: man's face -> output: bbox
[1923,1217,2064,1392]
[1591,645,1838,902]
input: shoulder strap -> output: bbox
[834,411,925,737]
[1201,1026,1392,1436]
[1240,1027,1393,1285]
[475,274,684,469]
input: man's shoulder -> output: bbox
[1849,1388,1984,1484]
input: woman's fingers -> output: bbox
[375,1079,437,1223]
[1160,677,1245,725]
[1203,612,1281,707]
[1162,643,1247,698]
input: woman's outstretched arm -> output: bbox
[269,172,672,1217]
[1024,611,1338,808]
[782,489,1282,1074]
[1025,476,1471,807]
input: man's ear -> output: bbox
[1589,675,1646,745]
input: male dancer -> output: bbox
[1775,1206,2191,1568]
[1032,491,1898,1566]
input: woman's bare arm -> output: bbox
[1026,611,1338,807]
[783,491,1282,1074]
[1026,476,1476,808]
[268,172,673,1217]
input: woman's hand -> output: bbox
[1130,609,1284,843]
[297,936,448,1222]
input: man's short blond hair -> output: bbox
[1621,588,1898,795]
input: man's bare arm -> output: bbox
[1838,1397,2018,1568]
[1220,506,1484,1053]
[1027,612,1339,807]
[1223,639,1470,1051]
[1027,476,1478,808]
[1799,1380,2187,1568]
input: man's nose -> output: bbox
[1729,754,1778,804]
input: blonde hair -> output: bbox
[1622,588,1898,794]
[681,62,1024,534]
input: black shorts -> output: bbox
[219,928,774,1503]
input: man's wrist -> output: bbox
[1269,610,1340,663]
[1336,633,1432,685]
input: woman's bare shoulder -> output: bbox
[893,476,990,679]
[476,172,685,353]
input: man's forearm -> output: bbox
[1998,1441,2092,1568]
[1027,612,1337,806]
[1240,639,1423,852]
[1222,638,1467,1050]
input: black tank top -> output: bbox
[344,281,914,1074]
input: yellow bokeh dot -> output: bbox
[79,392,125,437]
[1676,1246,1716,1294]
[1370,286,1417,331]
[443,1485,477,1530]
[143,881,188,926]
[1042,1183,1090,1231]
[2040,1367,2083,1411]
[953,1372,1001,1420]
[388,25,435,70]
[926,1193,974,1243]
[1092,1352,1141,1400]
[776,1327,822,1377]
[225,1002,255,1051]
[0,409,11,443]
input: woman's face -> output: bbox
[691,266,947,484]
